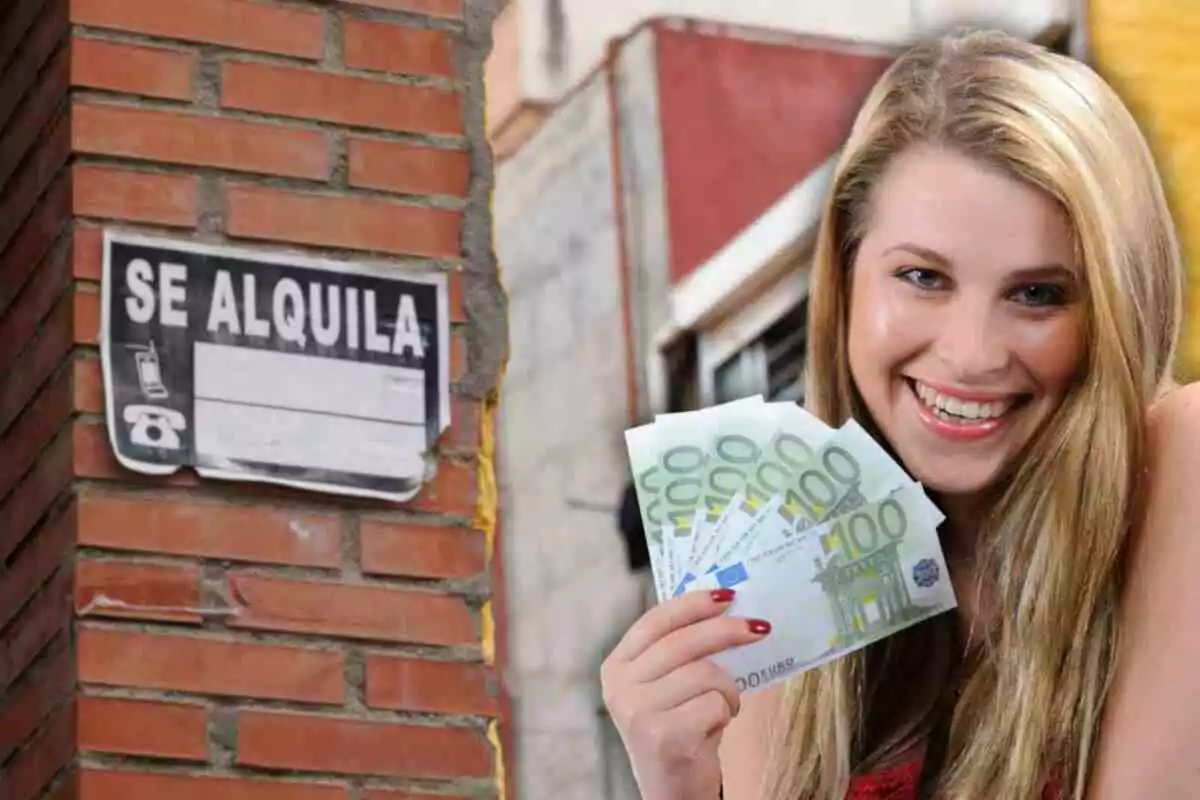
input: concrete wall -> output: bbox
[494,69,648,800]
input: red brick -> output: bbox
[450,327,466,381]
[365,655,498,716]
[75,287,100,344]
[0,699,75,800]
[77,770,349,800]
[228,574,477,646]
[408,456,476,517]
[0,0,67,130]
[72,101,331,179]
[70,0,325,60]
[440,394,482,451]
[0,366,73,501]
[0,174,70,317]
[71,225,104,281]
[447,269,467,323]
[0,506,74,632]
[78,626,345,703]
[72,163,198,228]
[78,695,208,761]
[0,289,77,431]
[43,771,78,800]
[70,36,196,101]
[0,235,72,374]
[347,137,469,198]
[0,112,71,256]
[221,60,462,136]
[225,184,460,259]
[75,559,204,625]
[76,492,343,568]
[359,520,485,579]
[237,710,492,779]
[338,0,462,18]
[0,640,74,763]
[0,429,72,564]
[343,18,455,78]
[72,357,103,414]
[0,567,72,694]
[0,47,70,189]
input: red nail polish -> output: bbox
[710,588,736,603]
[748,619,771,635]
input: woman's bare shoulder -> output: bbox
[1088,381,1200,797]
[1139,381,1200,543]
[1148,379,1200,439]
[719,683,787,800]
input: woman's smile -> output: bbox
[904,378,1030,442]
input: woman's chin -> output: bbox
[903,460,1001,500]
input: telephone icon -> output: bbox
[123,404,186,451]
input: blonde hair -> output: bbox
[765,29,1185,799]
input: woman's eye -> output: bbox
[1011,283,1068,307]
[897,267,945,291]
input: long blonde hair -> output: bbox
[764,29,1184,799]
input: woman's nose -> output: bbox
[931,298,1011,380]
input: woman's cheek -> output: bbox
[850,282,927,365]
[1010,314,1085,389]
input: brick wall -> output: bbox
[0,1,509,799]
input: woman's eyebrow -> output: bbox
[881,242,1074,280]
[881,242,951,267]
[1007,264,1076,282]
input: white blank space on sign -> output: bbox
[194,342,425,425]
[194,399,425,478]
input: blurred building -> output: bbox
[489,3,1080,799]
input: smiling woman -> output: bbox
[600,26,1200,800]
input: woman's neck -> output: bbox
[933,491,992,642]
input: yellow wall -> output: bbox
[1089,0,1200,377]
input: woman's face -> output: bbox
[847,144,1085,500]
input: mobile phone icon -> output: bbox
[132,341,169,400]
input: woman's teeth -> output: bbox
[913,381,1014,422]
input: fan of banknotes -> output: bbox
[624,395,958,694]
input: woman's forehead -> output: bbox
[858,145,1077,273]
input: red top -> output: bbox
[846,760,1062,799]
[846,761,924,800]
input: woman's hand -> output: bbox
[600,588,772,800]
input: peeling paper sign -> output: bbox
[100,230,450,502]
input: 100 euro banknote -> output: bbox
[687,481,957,693]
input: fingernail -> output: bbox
[748,619,772,635]
[710,588,736,603]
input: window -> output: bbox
[712,298,809,405]
[712,298,808,403]
[654,266,812,411]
